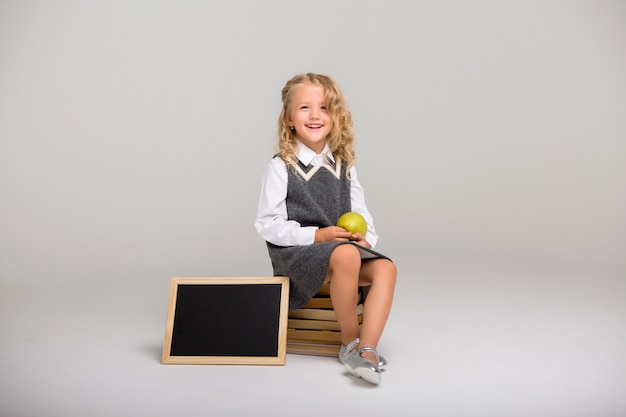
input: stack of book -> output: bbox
[286,284,363,357]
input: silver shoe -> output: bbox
[341,340,382,385]
[339,338,387,370]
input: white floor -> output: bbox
[1,252,625,417]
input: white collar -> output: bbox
[297,141,335,166]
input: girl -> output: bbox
[255,73,396,385]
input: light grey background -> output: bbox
[1,1,625,416]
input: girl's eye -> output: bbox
[300,105,309,110]
[321,106,327,111]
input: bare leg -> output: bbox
[324,244,362,345]
[326,244,397,364]
[358,258,397,361]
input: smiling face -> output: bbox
[285,82,333,154]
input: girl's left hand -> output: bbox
[350,233,371,249]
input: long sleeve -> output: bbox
[348,166,379,248]
[255,157,318,246]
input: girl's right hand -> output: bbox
[314,226,352,243]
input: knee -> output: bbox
[383,260,397,289]
[329,244,361,271]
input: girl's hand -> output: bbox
[350,233,371,249]
[314,226,352,243]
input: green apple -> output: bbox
[336,211,367,238]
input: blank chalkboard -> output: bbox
[162,277,289,365]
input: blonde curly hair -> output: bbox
[277,73,355,172]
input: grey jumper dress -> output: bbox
[265,156,391,310]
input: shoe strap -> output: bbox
[358,346,380,362]
[345,338,360,353]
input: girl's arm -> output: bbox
[349,166,379,248]
[255,157,318,246]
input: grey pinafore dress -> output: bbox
[266,156,390,310]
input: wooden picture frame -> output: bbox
[162,277,289,365]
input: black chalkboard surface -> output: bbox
[162,277,289,365]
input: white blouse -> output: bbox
[255,142,379,248]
